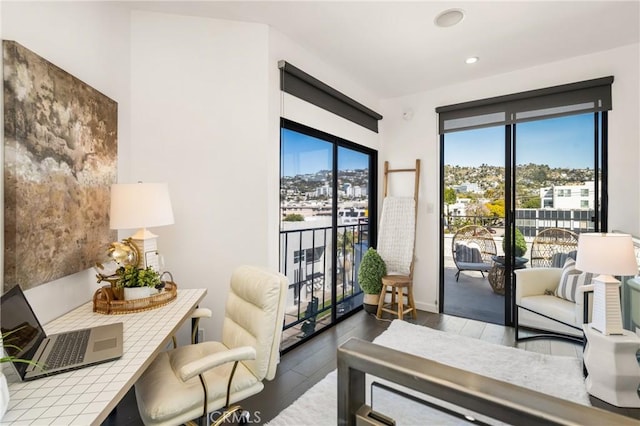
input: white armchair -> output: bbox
[514,267,592,343]
[134,265,288,425]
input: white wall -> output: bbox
[1,1,131,323]
[380,43,640,313]
[129,11,270,342]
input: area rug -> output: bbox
[268,320,588,425]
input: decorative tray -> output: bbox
[93,282,177,314]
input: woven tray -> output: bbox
[93,282,177,314]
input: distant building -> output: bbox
[539,182,594,209]
[453,182,482,194]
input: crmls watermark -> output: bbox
[208,410,262,424]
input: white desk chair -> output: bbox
[135,265,288,425]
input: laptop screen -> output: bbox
[1,285,46,378]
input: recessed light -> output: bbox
[435,8,465,28]
[465,56,479,64]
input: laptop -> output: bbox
[1,285,123,381]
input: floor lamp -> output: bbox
[110,182,174,271]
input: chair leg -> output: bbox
[408,286,417,319]
[397,287,404,320]
[376,285,387,318]
[391,287,396,309]
[455,270,460,281]
[514,305,520,341]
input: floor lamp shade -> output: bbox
[109,183,174,270]
[576,233,638,335]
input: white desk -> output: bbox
[3,288,207,425]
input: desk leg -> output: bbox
[192,316,199,344]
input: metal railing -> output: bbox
[280,220,369,333]
[446,209,595,237]
[337,338,637,426]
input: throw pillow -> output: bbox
[576,270,594,289]
[555,258,581,302]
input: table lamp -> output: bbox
[110,182,174,271]
[575,233,638,335]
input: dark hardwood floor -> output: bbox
[103,309,639,425]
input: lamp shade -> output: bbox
[575,233,638,276]
[110,183,174,230]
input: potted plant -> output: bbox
[1,328,41,420]
[496,228,528,268]
[117,265,161,300]
[358,247,387,313]
[502,228,527,258]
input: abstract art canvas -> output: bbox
[3,40,118,290]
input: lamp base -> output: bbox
[130,228,161,271]
[590,275,624,335]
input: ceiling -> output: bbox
[129,1,640,99]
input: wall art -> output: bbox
[3,40,117,290]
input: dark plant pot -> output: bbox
[363,303,378,314]
[363,293,380,314]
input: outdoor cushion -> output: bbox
[455,244,482,263]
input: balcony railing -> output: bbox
[280,220,369,339]
[446,209,596,237]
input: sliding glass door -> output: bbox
[279,119,376,352]
[441,112,606,326]
[515,114,599,236]
[442,126,506,325]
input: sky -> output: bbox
[282,113,595,176]
[444,113,595,168]
[281,128,368,176]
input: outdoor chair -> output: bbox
[451,225,497,281]
[530,228,578,268]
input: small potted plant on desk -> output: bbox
[117,264,162,300]
[358,247,387,314]
[1,328,42,420]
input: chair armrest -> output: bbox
[514,268,562,303]
[178,346,256,382]
[576,284,595,324]
[576,284,594,305]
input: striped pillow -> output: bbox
[555,258,582,302]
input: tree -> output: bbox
[521,196,541,209]
[485,199,505,223]
[444,187,457,206]
[283,213,304,222]
[465,202,490,219]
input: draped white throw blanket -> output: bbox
[377,197,416,276]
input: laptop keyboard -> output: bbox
[45,329,90,369]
